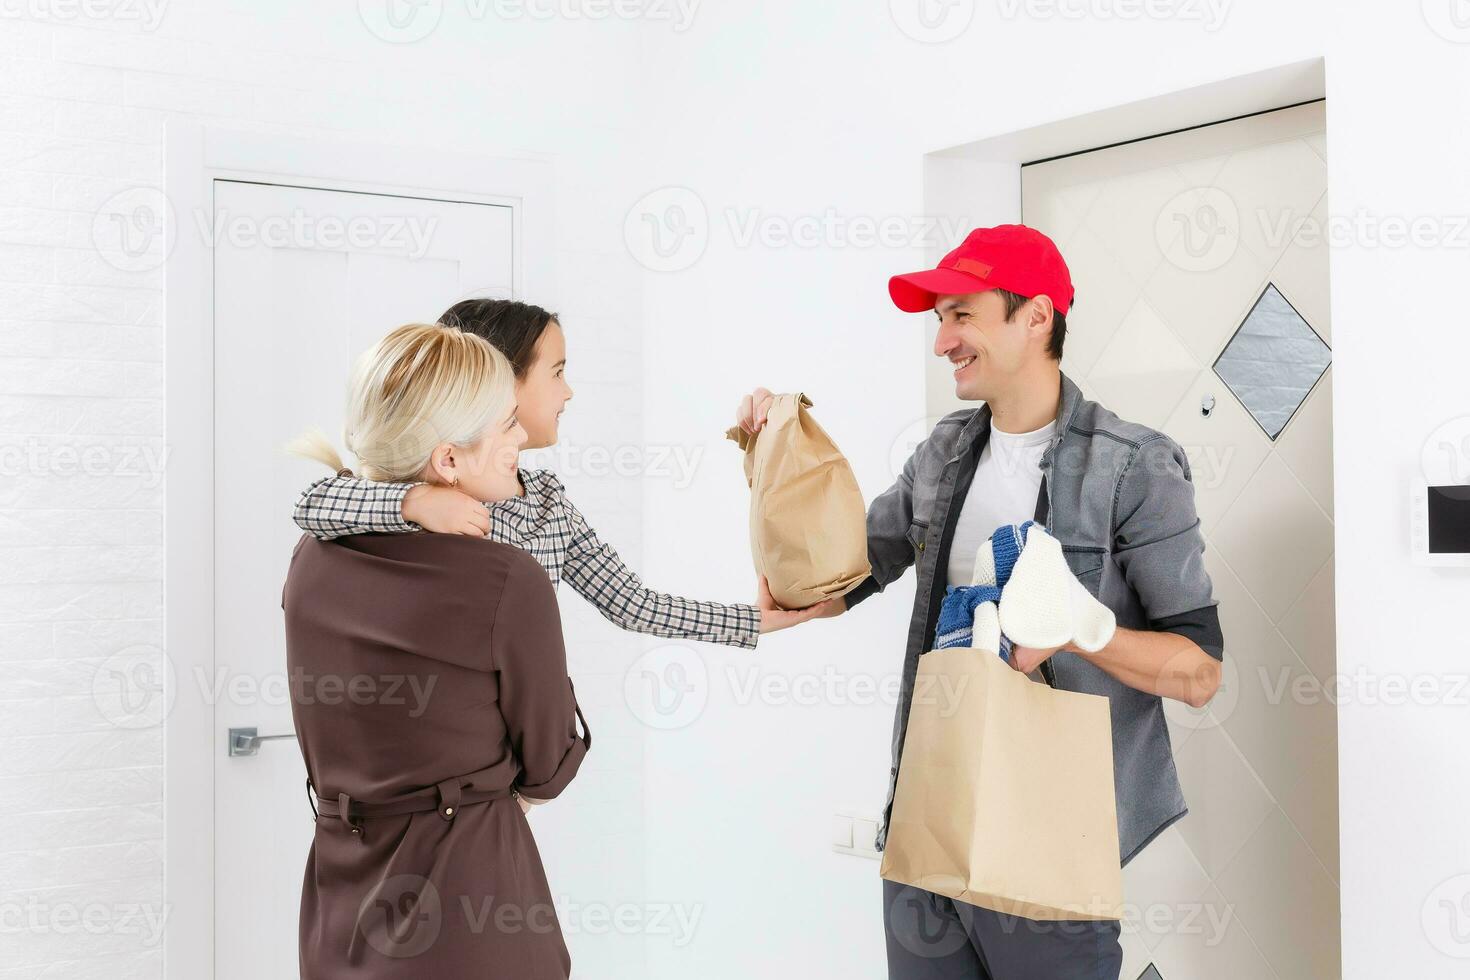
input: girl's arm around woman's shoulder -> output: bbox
[292,472,421,540]
[293,474,492,539]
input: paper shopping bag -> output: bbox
[725,393,870,609]
[879,646,1123,921]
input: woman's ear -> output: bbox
[425,443,458,486]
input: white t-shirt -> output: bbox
[945,417,1057,588]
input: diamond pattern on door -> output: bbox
[1023,100,1338,980]
[1087,299,1198,430]
[1209,137,1327,269]
[1213,283,1330,440]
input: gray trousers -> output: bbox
[883,881,1123,980]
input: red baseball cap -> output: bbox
[889,224,1074,316]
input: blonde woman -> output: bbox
[282,323,589,979]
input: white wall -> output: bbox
[0,4,652,978]
[4,1,1469,978]
[1325,2,1470,976]
[636,2,1467,979]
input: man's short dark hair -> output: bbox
[996,288,1068,361]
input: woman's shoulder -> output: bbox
[325,531,542,583]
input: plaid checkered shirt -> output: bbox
[292,468,760,649]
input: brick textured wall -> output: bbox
[0,7,649,977]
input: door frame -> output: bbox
[162,121,554,980]
[918,57,1326,420]
[915,55,1340,971]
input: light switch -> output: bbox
[832,809,883,860]
[831,814,853,849]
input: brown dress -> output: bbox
[282,531,590,979]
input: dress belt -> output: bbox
[309,776,513,843]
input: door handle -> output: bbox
[228,726,297,757]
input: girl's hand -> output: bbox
[756,574,840,634]
[403,484,490,536]
[518,795,533,814]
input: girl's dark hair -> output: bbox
[437,298,559,378]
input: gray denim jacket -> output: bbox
[847,370,1224,865]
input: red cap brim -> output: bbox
[888,268,997,313]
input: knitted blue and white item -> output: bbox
[935,582,1002,650]
[988,520,1039,585]
[934,520,1044,658]
[999,522,1118,653]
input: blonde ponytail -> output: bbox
[288,323,515,483]
[284,427,348,475]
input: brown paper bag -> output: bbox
[725,393,870,609]
[879,646,1123,921]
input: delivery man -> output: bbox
[737,224,1225,979]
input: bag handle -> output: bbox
[1030,474,1059,689]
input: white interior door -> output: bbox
[210,179,513,980]
[1022,102,1337,980]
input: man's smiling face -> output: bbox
[933,289,1040,401]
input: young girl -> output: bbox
[293,299,829,646]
